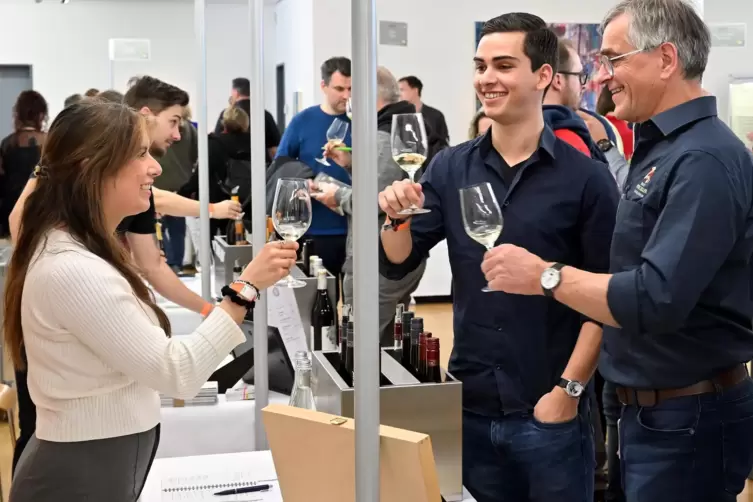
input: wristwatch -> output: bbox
[558,378,585,398]
[221,280,259,309]
[540,263,565,298]
[597,139,614,153]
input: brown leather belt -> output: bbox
[616,364,749,407]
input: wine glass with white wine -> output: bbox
[272,178,312,288]
[315,118,350,166]
[391,113,430,215]
[346,98,353,120]
[459,182,503,292]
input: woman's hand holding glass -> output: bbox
[239,241,299,290]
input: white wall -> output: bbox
[273,0,316,126]
[0,0,278,127]
[284,0,753,145]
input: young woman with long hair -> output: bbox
[5,100,297,501]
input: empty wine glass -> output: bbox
[315,118,350,166]
[391,113,430,215]
[272,178,312,288]
[460,182,503,292]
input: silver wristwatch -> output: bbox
[558,378,585,398]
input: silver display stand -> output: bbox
[190,0,383,496]
[351,1,381,500]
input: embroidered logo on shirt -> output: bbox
[634,166,656,198]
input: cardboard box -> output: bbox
[263,403,441,502]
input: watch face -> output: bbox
[238,284,257,302]
[540,268,561,290]
[566,381,584,397]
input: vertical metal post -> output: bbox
[352,0,380,501]
[195,0,212,301]
[249,0,269,450]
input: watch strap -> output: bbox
[382,217,411,232]
[221,283,257,309]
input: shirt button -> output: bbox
[497,327,503,332]
[496,365,501,370]
[503,201,510,207]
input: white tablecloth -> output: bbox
[158,391,290,459]
[139,450,477,502]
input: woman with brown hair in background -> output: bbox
[5,100,297,501]
[0,90,47,237]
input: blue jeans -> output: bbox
[619,377,753,502]
[463,408,595,502]
[162,216,186,269]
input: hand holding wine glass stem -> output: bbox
[240,241,299,290]
[378,179,425,221]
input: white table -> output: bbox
[157,392,289,458]
[139,450,477,502]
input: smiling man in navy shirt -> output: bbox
[379,13,618,502]
[276,57,352,283]
[482,1,753,501]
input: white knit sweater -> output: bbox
[20,229,245,442]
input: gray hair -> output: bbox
[602,0,710,80]
[376,66,400,105]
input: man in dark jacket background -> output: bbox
[314,66,426,345]
[543,38,628,188]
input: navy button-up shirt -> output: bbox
[601,96,753,389]
[380,126,619,417]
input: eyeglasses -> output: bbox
[559,71,589,86]
[598,49,644,77]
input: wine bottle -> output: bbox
[418,332,428,381]
[154,217,167,256]
[310,269,336,352]
[393,304,405,351]
[426,337,441,383]
[410,317,423,374]
[401,311,414,369]
[309,255,320,277]
[340,305,350,370]
[289,351,316,410]
[230,187,247,245]
[301,239,314,276]
[345,321,355,386]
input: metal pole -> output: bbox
[249,0,269,450]
[352,0,380,500]
[195,0,212,301]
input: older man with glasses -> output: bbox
[481,0,753,500]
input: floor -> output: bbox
[0,301,750,500]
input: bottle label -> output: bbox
[310,326,338,352]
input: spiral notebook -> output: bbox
[160,471,279,501]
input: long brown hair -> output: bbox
[4,100,171,370]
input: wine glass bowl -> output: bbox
[391,113,431,215]
[316,118,350,166]
[272,178,312,288]
[459,182,503,292]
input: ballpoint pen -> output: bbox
[214,484,272,496]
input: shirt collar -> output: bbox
[477,124,557,161]
[648,96,718,137]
